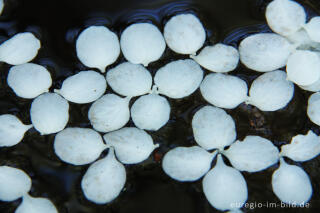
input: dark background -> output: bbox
[0,0,320,212]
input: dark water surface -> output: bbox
[0,0,320,212]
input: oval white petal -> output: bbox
[54,127,107,165]
[30,93,69,135]
[272,158,312,205]
[0,166,31,202]
[0,114,32,147]
[203,155,248,211]
[239,33,293,72]
[192,106,236,150]
[281,130,320,162]
[307,92,320,126]
[103,127,158,164]
[0,32,40,65]
[162,146,216,182]
[223,136,279,172]
[304,16,320,43]
[266,0,306,36]
[81,148,126,204]
[191,43,239,72]
[131,93,170,131]
[286,29,320,50]
[106,62,152,97]
[15,195,58,213]
[54,71,106,104]
[76,26,120,72]
[120,23,166,66]
[88,94,130,133]
[247,70,294,111]
[200,73,248,109]
[164,14,206,54]
[7,63,52,99]
[154,59,203,99]
[286,50,320,86]
[299,76,320,92]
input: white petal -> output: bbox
[154,59,203,99]
[191,43,239,72]
[54,71,106,104]
[281,130,320,162]
[247,70,294,111]
[0,114,32,147]
[286,29,320,50]
[7,63,52,99]
[266,0,306,36]
[120,23,166,66]
[131,93,170,131]
[200,73,248,109]
[76,26,120,72]
[88,94,130,133]
[0,166,31,202]
[272,158,312,205]
[103,127,158,164]
[15,194,58,213]
[286,50,320,86]
[304,16,320,43]
[54,127,107,165]
[203,155,248,211]
[299,76,320,92]
[192,106,236,150]
[223,136,279,172]
[307,92,320,126]
[81,148,126,204]
[162,146,216,181]
[239,33,293,72]
[164,14,205,55]
[30,93,69,135]
[106,62,152,97]
[0,32,40,65]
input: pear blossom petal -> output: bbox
[223,136,280,172]
[272,158,312,205]
[281,130,320,162]
[203,155,248,211]
[103,127,158,164]
[0,114,32,147]
[192,106,236,150]
[15,194,58,213]
[162,146,216,182]
[81,148,126,204]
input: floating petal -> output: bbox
[192,106,236,150]
[272,158,312,205]
[281,130,320,162]
[162,146,216,181]
[88,94,130,133]
[106,62,152,97]
[81,148,126,204]
[154,59,203,99]
[0,114,32,147]
[54,127,107,165]
[104,127,158,164]
[223,136,279,172]
[55,71,106,104]
[203,155,248,211]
